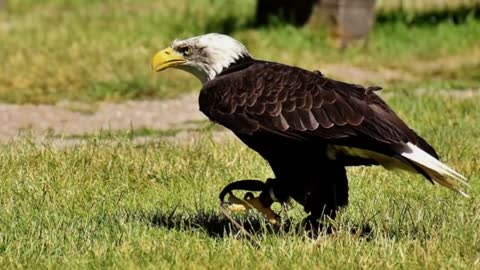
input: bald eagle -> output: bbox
[152,33,468,227]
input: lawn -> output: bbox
[0,90,479,269]
[0,0,479,269]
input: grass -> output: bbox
[1,0,480,104]
[0,1,479,268]
[0,90,479,269]
[45,120,220,140]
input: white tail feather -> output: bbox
[400,142,469,197]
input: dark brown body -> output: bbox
[199,57,438,222]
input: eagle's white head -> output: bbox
[152,33,250,84]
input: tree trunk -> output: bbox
[255,0,319,26]
[312,0,376,49]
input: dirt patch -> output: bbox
[0,94,205,140]
[322,64,416,84]
[379,88,480,100]
[1,88,478,146]
[407,47,480,74]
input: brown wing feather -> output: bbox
[199,61,433,155]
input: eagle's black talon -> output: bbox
[216,178,282,224]
[218,179,266,204]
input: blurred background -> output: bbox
[0,0,479,140]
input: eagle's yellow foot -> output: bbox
[226,192,280,224]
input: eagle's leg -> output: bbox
[219,178,281,224]
[301,165,349,232]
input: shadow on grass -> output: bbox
[125,208,373,240]
[149,209,284,238]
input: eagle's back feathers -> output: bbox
[199,60,467,195]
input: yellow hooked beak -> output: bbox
[151,47,187,72]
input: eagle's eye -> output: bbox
[178,46,192,56]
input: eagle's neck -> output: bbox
[182,54,254,84]
[216,56,256,77]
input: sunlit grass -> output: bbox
[0,1,479,268]
[0,89,479,269]
[0,0,255,104]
